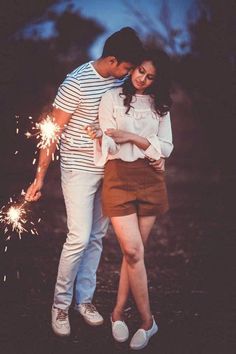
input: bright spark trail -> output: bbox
[0,198,39,238]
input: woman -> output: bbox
[87,49,173,350]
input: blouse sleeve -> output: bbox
[93,90,120,166]
[144,112,174,159]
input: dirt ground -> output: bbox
[0,100,235,354]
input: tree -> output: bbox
[124,0,186,55]
[174,0,236,175]
[0,2,104,166]
[0,0,57,41]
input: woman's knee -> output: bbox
[123,244,144,265]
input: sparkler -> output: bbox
[14,114,61,164]
[0,201,27,236]
[24,115,61,149]
[23,114,63,163]
[0,196,39,238]
[23,115,91,165]
[35,115,61,150]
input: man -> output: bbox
[25,27,144,336]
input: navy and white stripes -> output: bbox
[53,61,123,173]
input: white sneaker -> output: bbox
[51,306,71,336]
[75,303,104,326]
[130,317,158,350]
[111,317,129,342]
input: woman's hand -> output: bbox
[148,157,165,171]
[85,125,103,140]
[105,129,132,143]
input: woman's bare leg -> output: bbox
[112,257,129,321]
[112,215,157,322]
[111,213,156,329]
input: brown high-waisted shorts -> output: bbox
[102,158,169,217]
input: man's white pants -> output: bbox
[53,168,108,310]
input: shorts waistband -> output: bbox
[106,158,150,169]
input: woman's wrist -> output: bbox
[128,132,136,143]
[130,133,150,150]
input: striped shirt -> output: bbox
[53,61,124,174]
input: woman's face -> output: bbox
[131,60,156,94]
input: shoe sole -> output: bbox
[112,335,129,343]
[52,327,71,337]
[130,326,158,350]
[83,316,104,326]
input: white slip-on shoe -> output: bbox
[111,316,129,342]
[51,306,71,336]
[75,303,104,326]
[130,316,158,350]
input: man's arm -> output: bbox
[25,108,72,202]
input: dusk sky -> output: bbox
[72,0,197,56]
[27,0,197,56]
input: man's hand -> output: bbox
[85,125,103,140]
[148,157,165,172]
[105,129,131,143]
[25,178,43,202]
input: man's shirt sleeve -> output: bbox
[53,75,81,114]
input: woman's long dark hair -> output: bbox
[121,48,172,117]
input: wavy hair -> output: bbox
[120,48,172,117]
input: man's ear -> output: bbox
[108,56,118,65]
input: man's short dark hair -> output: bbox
[102,27,144,66]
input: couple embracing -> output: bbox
[26,27,173,350]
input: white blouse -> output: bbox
[94,87,173,166]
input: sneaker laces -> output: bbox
[56,308,68,322]
[83,303,97,314]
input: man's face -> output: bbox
[110,60,134,79]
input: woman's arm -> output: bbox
[104,129,150,149]
[105,111,173,166]
[104,129,166,171]
[89,90,121,166]
[98,90,121,155]
[104,112,173,158]
[144,112,173,160]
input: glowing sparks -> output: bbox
[25,131,31,138]
[23,115,62,164]
[0,204,27,235]
[0,199,39,237]
[35,115,61,150]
